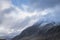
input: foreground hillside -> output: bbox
[12,22,60,40]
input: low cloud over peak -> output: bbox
[0,0,60,38]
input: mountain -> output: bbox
[12,22,60,40]
[11,21,43,40]
[0,39,6,40]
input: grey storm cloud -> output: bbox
[29,0,60,9]
[12,0,60,10]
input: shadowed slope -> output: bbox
[12,22,60,40]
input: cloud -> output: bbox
[0,0,60,38]
[0,0,12,11]
[0,0,40,37]
[12,0,60,10]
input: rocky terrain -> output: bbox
[12,22,60,40]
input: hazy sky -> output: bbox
[0,0,60,38]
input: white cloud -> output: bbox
[0,5,53,36]
[0,26,14,35]
[0,0,12,11]
[0,0,60,38]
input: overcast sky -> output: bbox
[0,0,60,38]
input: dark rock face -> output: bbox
[0,39,6,40]
[12,22,60,40]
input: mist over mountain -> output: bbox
[0,0,60,40]
[12,21,60,40]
